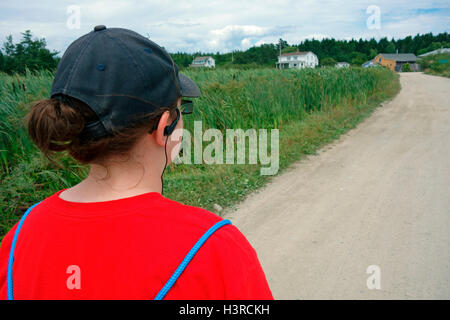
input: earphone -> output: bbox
[163,108,180,136]
[161,108,181,195]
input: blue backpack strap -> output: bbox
[154,219,232,300]
[7,201,42,300]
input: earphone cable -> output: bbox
[161,135,169,195]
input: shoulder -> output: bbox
[183,206,257,267]
[159,196,224,229]
[161,197,257,263]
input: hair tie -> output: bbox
[54,94,76,111]
[54,95,64,116]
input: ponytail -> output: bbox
[25,95,177,166]
[26,97,87,155]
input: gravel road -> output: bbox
[224,72,450,299]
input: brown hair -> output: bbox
[25,96,178,169]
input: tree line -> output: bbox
[0,30,59,74]
[1,30,448,74]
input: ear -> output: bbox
[153,111,171,147]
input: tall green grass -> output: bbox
[0,67,399,239]
[0,67,390,173]
[181,67,385,131]
[0,70,54,173]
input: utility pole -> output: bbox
[279,38,282,57]
[231,50,234,63]
[278,39,282,70]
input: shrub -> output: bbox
[402,63,411,72]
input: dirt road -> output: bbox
[224,72,450,299]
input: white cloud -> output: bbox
[206,25,282,51]
[241,38,251,48]
[210,25,269,38]
[0,0,448,54]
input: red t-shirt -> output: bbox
[0,189,273,300]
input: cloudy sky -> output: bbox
[1,0,449,55]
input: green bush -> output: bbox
[321,57,337,66]
[402,63,411,72]
[418,52,450,78]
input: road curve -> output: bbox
[224,72,450,299]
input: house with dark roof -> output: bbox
[362,60,376,68]
[373,53,419,72]
[418,48,450,57]
[276,51,318,69]
[190,56,215,68]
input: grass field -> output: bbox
[0,67,400,240]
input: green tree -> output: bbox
[369,48,378,59]
[1,30,59,74]
[281,46,298,54]
[276,38,289,54]
[350,52,368,65]
[3,35,14,55]
[0,51,4,71]
[321,57,336,66]
[385,41,396,53]
[171,52,195,68]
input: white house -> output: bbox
[190,56,215,68]
[336,62,350,68]
[276,51,319,69]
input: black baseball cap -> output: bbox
[50,25,200,141]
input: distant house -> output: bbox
[276,51,319,69]
[335,62,350,68]
[418,48,450,57]
[190,56,215,68]
[373,53,419,72]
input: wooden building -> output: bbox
[373,53,419,72]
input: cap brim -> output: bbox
[179,73,201,98]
